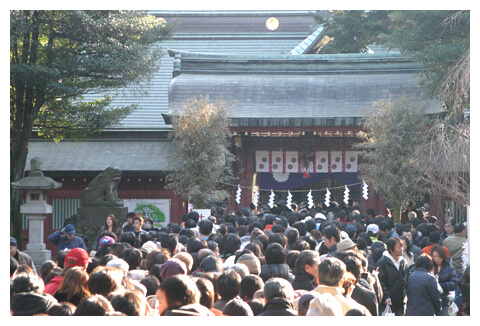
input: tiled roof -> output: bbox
[81,11,317,130]
[166,51,443,125]
[26,140,175,172]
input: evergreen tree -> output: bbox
[10,10,175,244]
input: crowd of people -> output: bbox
[10,200,470,316]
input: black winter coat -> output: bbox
[377,254,408,307]
[291,271,315,291]
[351,282,379,316]
[406,268,442,316]
[435,262,458,308]
[260,264,294,283]
[258,298,297,316]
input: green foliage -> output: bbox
[312,10,392,53]
[313,10,469,119]
[166,97,235,209]
[10,10,176,141]
[354,96,430,222]
[10,10,175,245]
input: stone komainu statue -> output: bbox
[80,167,123,207]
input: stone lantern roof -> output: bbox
[11,157,63,190]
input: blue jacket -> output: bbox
[48,230,87,252]
[406,268,442,316]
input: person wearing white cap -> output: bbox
[366,224,381,244]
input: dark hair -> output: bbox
[216,270,241,301]
[248,299,265,316]
[74,294,114,316]
[430,244,449,268]
[186,211,200,223]
[454,222,466,234]
[305,218,317,232]
[187,237,207,254]
[110,290,145,316]
[378,220,391,232]
[285,228,300,245]
[255,235,269,252]
[415,253,434,271]
[295,250,319,274]
[122,247,143,270]
[420,237,431,249]
[429,231,441,244]
[87,267,121,297]
[223,298,254,316]
[56,249,69,269]
[12,272,44,294]
[220,233,241,256]
[244,242,262,258]
[44,267,63,285]
[268,233,288,248]
[158,275,198,312]
[184,219,197,229]
[133,215,144,225]
[342,255,362,281]
[386,237,404,254]
[366,208,376,218]
[265,214,276,225]
[199,255,223,273]
[372,247,386,264]
[146,248,171,271]
[39,260,56,281]
[198,220,213,236]
[286,250,300,271]
[149,264,162,281]
[240,275,264,300]
[317,257,346,287]
[265,242,286,264]
[139,275,160,297]
[98,254,116,266]
[271,224,285,234]
[104,214,120,232]
[322,225,341,243]
[160,234,178,256]
[119,233,136,247]
[292,239,310,252]
[292,221,308,237]
[195,277,215,309]
[48,302,76,316]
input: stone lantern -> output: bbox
[11,157,62,269]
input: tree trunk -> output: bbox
[393,202,402,224]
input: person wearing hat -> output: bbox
[366,224,381,244]
[336,238,358,252]
[237,253,261,276]
[10,236,36,273]
[48,224,87,252]
[44,247,92,295]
